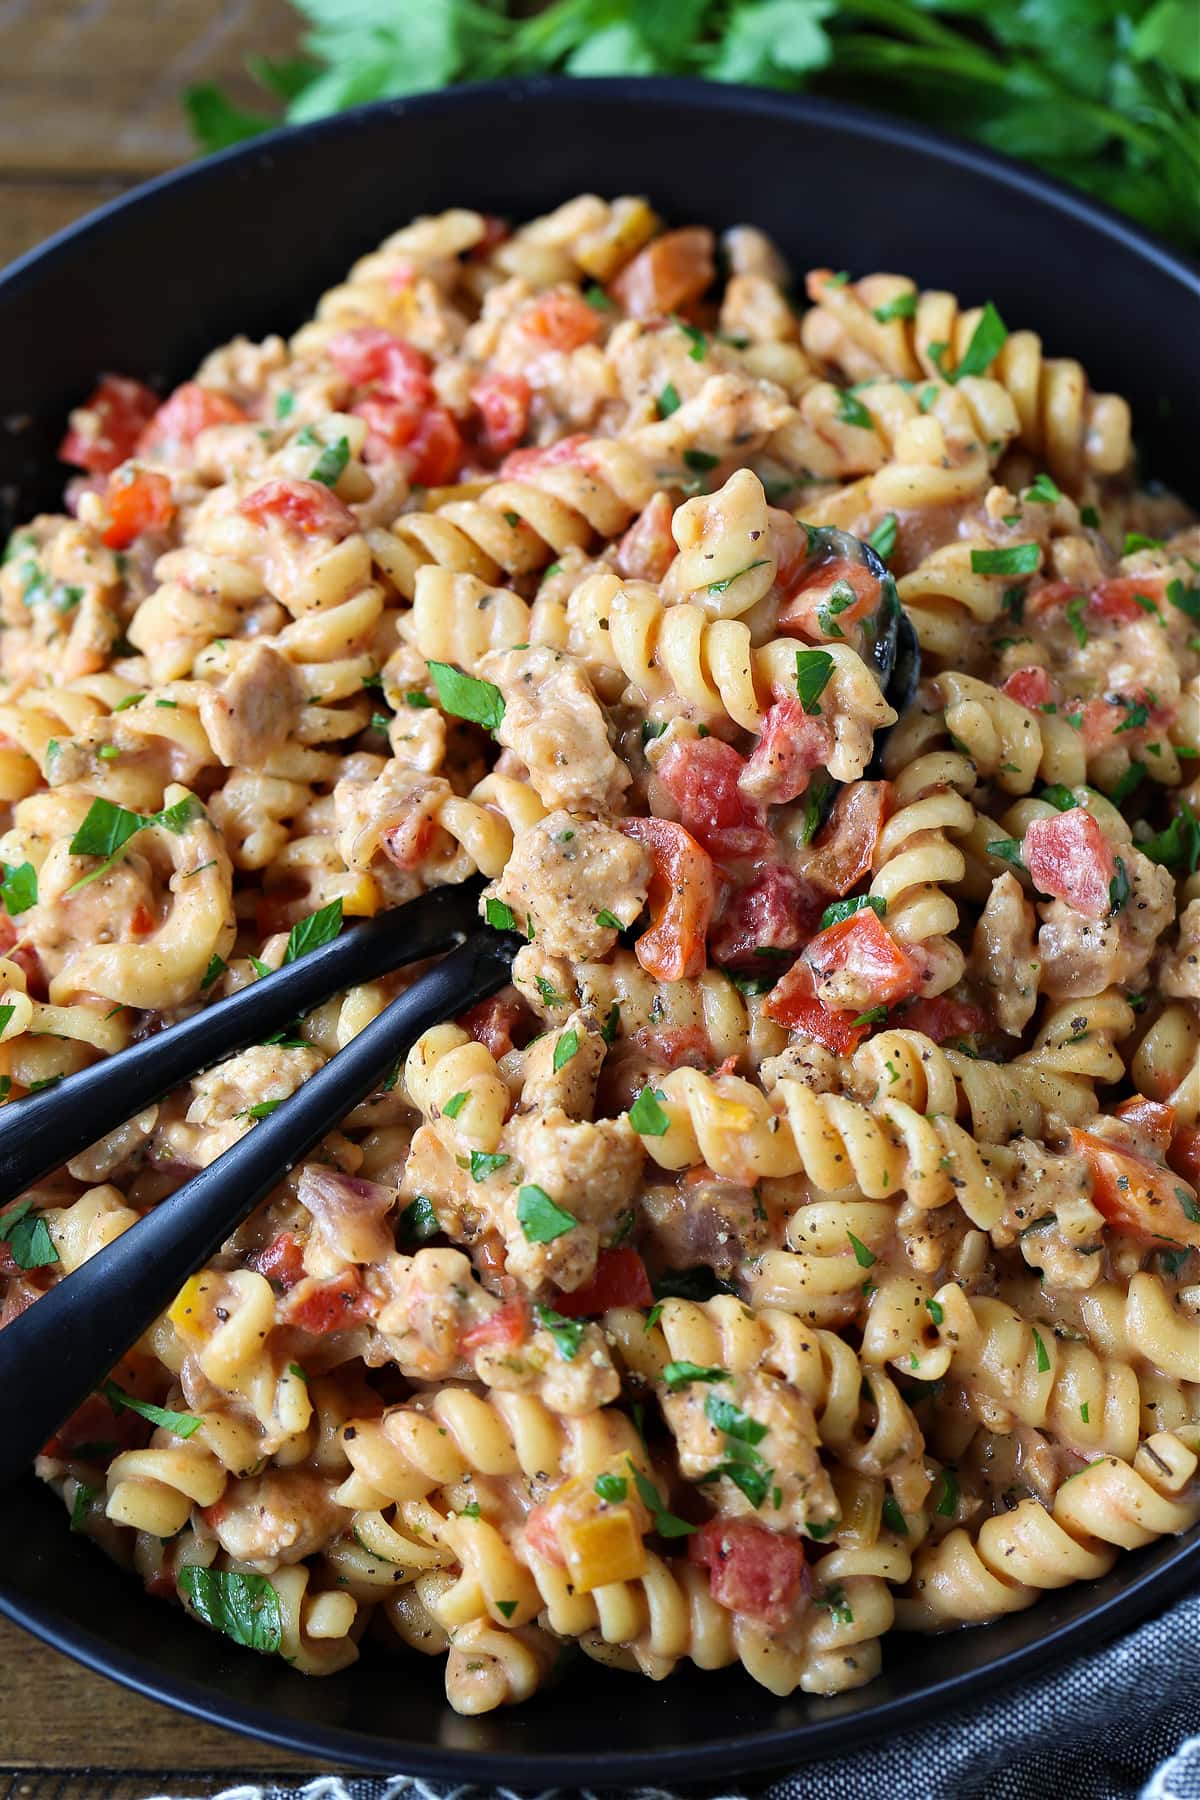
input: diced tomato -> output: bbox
[1168,1123,1200,1190]
[239,477,357,539]
[251,1231,306,1290]
[0,913,16,953]
[518,289,604,352]
[144,1566,178,1599]
[656,737,772,862]
[633,1024,712,1069]
[351,394,421,459]
[1114,1097,1177,1158]
[461,1295,530,1353]
[1091,576,1167,619]
[610,228,715,320]
[804,907,923,1007]
[128,902,156,939]
[380,810,437,870]
[1023,810,1115,919]
[499,434,590,480]
[137,382,246,456]
[1079,691,1171,753]
[763,981,868,1054]
[689,1516,809,1629]
[894,996,990,1044]
[709,863,822,966]
[102,469,175,550]
[1033,575,1168,625]
[458,993,526,1059]
[616,491,677,583]
[472,372,531,457]
[405,406,464,486]
[620,817,716,982]
[59,375,160,475]
[777,556,880,640]
[328,328,434,406]
[802,781,892,899]
[551,1248,653,1318]
[1003,666,1058,710]
[524,1501,567,1566]
[1071,1129,1200,1249]
[0,1242,17,1276]
[281,1267,371,1333]
[740,698,833,807]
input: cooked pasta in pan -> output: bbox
[2,196,1196,1713]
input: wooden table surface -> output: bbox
[0,14,362,1788]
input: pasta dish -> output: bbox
[1,196,1197,1714]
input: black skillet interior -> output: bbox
[0,77,1197,1782]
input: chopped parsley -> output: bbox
[627,1460,695,1537]
[399,1195,441,1242]
[484,897,519,933]
[662,1361,730,1391]
[970,544,1040,576]
[309,436,350,486]
[0,1199,58,1270]
[469,1151,511,1184]
[427,661,505,732]
[535,1303,585,1360]
[707,558,768,597]
[103,1380,201,1437]
[819,894,886,931]
[847,1230,876,1268]
[284,898,343,962]
[552,1029,579,1072]
[0,861,37,916]
[628,1086,671,1136]
[517,1184,576,1242]
[657,381,681,419]
[1108,856,1131,915]
[795,648,834,715]
[178,1567,281,1653]
[1026,472,1061,505]
[837,391,873,430]
[1140,804,1200,874]
[872,292,916,324]
[594,1473,627,1504]
[867,513,898,563]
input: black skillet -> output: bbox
[0,75,1196,1786]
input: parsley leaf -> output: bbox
[103,1380,201,1438]
[0,1199,58,1270]
[628,1086,671,1136]
[819,894,886,930]
[970,544,1040,576]
[552,1029,579,1072]
[627,1459,695,1537]
[427,661,505,731]
[535,1303,585,1360]
[178,1566,281,1654]
[284,898,343,962]
[795,648,834,715]
[0,861,37,916]
[517,1184,576,1242]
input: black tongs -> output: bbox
[0,882,519,1479]
[0,524,918,1481]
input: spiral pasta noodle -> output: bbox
[13,194,1199,1716]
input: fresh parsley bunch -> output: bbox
[185,0,1199,253]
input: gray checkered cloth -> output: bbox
[157,1585,1200,1800]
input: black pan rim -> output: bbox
[2,1525,1197,1780]
[1,76,1197,309]
[0,72,1196,1782]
